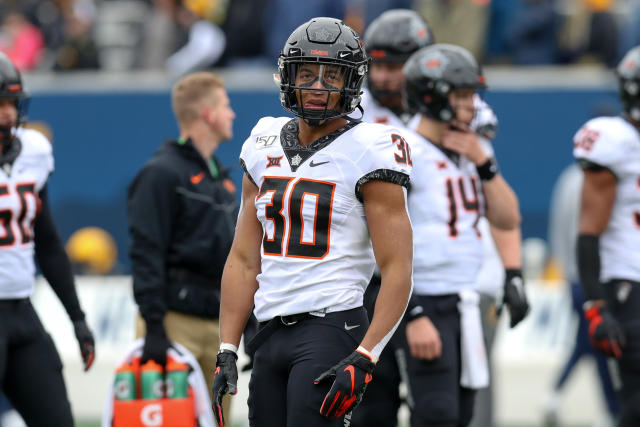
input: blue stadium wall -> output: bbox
[28,89,619,271]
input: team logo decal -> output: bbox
[267,156,283,168]
[420,51,448,78]
[291,154,303,166]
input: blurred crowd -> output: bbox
[0,0,638,75]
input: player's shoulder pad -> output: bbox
[350,121,393,144]
[351,122,413,174]
[573,116,636,169]
[242,116,288,155]
[471,94,498,140]
[249,116,287,137]
[16,127,53,156]
[478,137,495,158]
[240,116,289,186]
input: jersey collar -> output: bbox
[280,119,359,172]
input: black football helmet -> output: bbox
[0,52,29,145]
[277,17,368,126]
[403,44,486,123]
[363,9,433,105]
[617,45,640,122]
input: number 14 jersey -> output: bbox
[406,131,487,296]
[240,117,412,322]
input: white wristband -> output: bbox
[219,342,238,354]
[356,345,378,364]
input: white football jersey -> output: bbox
[240,117,412,322]
[358,89,418,129]
[406,130,486,295]
[0,128,54,299]
[573,116,640,283]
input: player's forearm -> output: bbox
[490,225,522,269]
[484,176,521,230]
[34,190,84,321]
[360,260,412,357]
[219,254,259,347]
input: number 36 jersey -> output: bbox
[406,131,487,296]
[240,117,412,322]
[0,128,54,299]
[573,116,640,283]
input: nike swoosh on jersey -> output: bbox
[190,172,205,184]
[310,160,330,167]
[344,322,360,331]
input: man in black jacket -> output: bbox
[127,71,237,398]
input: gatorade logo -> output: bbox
[114,380,132,399]
[140,403,162,427]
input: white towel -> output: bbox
[101,339,215,427]
[457,289,489,389]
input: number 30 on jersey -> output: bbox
[258,177,336,259]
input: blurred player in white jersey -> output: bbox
[399,44,524,427]
[574,45,640,427]
[358,9,433,128]
[210,17,413,427]
[0,52,95,426]
[352,10,527,427]
[350,12,432,425]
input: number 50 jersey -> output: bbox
[0,128,54,299]
[240,117,412,322]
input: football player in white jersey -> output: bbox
[358,9,433,128]
[399,44,522,427]
[352,10,528,427]
[0,53,95,426]
[575,45,640,427]
[211,18,413,427]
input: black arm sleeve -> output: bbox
[127,164,177,324]
[577,234,606,302]
[34,186,85,322]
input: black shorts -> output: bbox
[402,294,476,427]
[0,298,73,427]
[248,307,369,427]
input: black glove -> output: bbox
[212,350,238,427]
[584,304,626,358]
[73,319,95,371]
[498,269,530,328]
[314,350,375,419]
[141,319,171,366]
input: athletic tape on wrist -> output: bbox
[356,346,378,364]
[219,342,238,354]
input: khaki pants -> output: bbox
[136,311,231,415]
